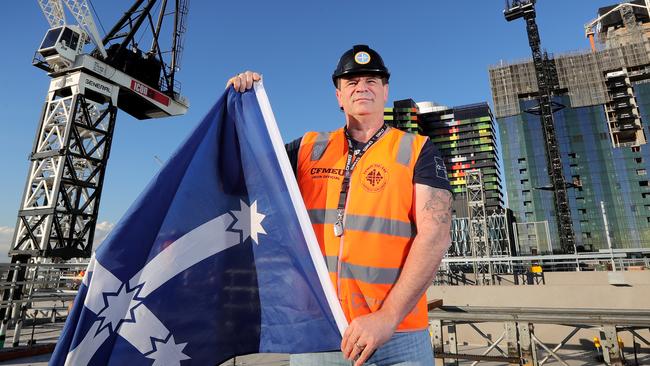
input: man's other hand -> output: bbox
[226,71,261,92]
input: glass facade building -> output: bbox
[500,88,650,252]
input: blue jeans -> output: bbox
[289,330,434,366]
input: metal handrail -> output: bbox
[429,305,650,327]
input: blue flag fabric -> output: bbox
[50,83,346,366]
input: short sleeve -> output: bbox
[285,137,302,176]
[413,138,452,191]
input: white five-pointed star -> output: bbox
[231,200,267,244]
[146,335,191,366]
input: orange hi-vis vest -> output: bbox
[297,126,429,331]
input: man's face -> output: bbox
[335,75,388,118]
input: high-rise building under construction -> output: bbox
[490,1,650,252]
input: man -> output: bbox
[227,45,452,366]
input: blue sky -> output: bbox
[0,0,624,251]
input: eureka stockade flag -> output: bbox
[50,82,347,366]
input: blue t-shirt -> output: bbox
[285,135,452,192]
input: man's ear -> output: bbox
[383,83,389,104]
[336,88,343,109]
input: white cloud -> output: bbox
[93,221,115,250]
[0,226,14,263]
[0,222,115,260]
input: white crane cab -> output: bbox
[37,25,86,70]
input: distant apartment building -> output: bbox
[385,99,510,257]
[385,100,504,216]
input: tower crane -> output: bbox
[584,1,650,52]
[10,0,190,261]
[504,0,578,255]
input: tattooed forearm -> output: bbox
[423,188,453,224]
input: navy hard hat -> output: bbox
[332,44,390,87]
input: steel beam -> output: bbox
[429,306,650,327]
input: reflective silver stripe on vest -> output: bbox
[324,256,400,285]
[310,132,330,161]
[341,262,400,285]
[308,209,339,225]
[325,255,338,273]
[308,209,415,238]
[396,133,416,166]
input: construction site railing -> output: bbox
[0,262,86,348]
[429,305,650,366]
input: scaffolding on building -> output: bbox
[555,50,609,107]
[488,59,539,118]
[489,18,650,120]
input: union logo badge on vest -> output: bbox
[361,163,389,192]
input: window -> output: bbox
[518,158,526,164]
[637,169,647,176]
[576,197,585,204]
[578,208,587,214]
[519,168,527,174]
[39,27,62,49]
[523,200,532,207]
[60,28,74,48]
[582,232,592,239]
[640,181,649,187]
[636,157,643,164]
[632,146,641,153]
[521,179,529,185]
[568,153,577,159]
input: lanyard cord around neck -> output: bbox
[334,124,388,237]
